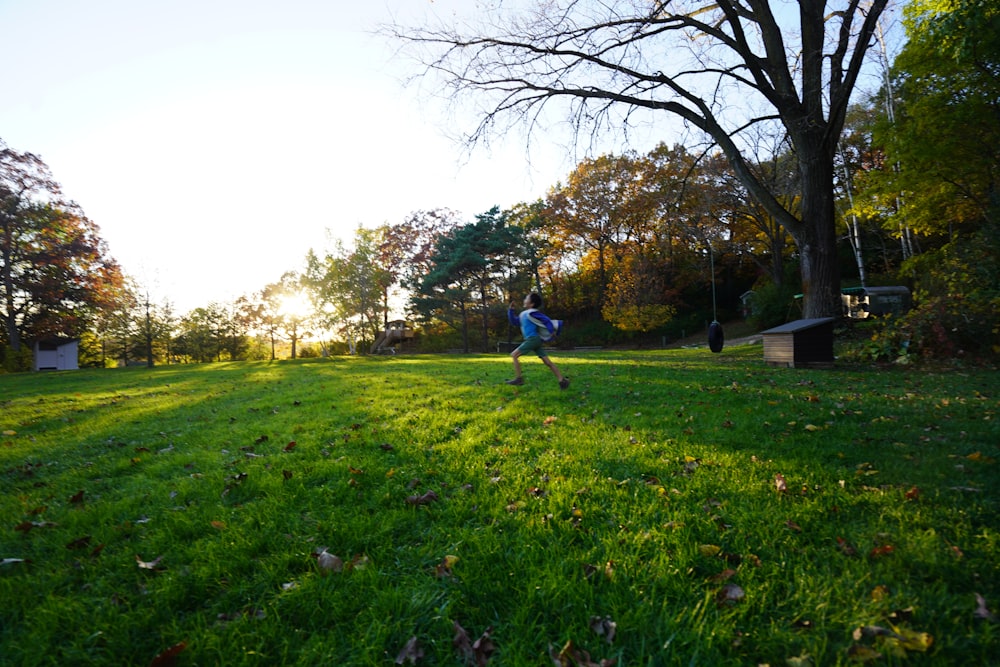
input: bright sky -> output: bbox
[0,0,580,312]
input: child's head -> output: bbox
[525,292,542,309]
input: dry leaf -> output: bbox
[283,441,297,452]
[775,473,787,493]
[716,583,745,606]
[974,593,996,621]
[316,549,344,574]
[869,544,895,559]
[453,621,496,666]
[845,644,882,662]
[66,535,92,550]
[395,636,423,665]
[14,520,57,532]
[136,554,165,570]
[435,554,459,578]
[549,639,617,667]
[406,490,440,506]
[588,615,617,644]
[836,537,858,557]
[708,568,737,583]
[149,641,187,667]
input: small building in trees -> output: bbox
[33,338,79,371]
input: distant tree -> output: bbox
[388,0,890,318]
[860,0,1000,360]
[174,303,245,363]
[877,0,999,237]
[1,140,123,363]
[412,207,526,351]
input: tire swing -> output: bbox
[707,242,724,353]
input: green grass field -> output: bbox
[1,345,998,666]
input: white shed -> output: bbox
[33,338,79,371]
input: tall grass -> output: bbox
[1,346,998,665]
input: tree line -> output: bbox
[2,0,997,369]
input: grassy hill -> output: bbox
[2,346,998,665]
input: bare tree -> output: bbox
[387,0,889,318]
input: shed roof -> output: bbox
[761,317,837,335]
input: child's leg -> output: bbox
[541,355,564,382]
[510,349,523,379]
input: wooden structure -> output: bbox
[761,318,836,368]
[371,320,415,354]
[841,286,911,319]
[33,338,79,371]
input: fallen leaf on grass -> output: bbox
[435,554,460,578]
[904,486,921,500]
[406,490,440,506]
[716,583,745,606]
[549,639,617,667]
[66,535,92,550]
[588,616,617,644]
[785,652,813,666]
[845,644,882,662]
[775,473,787,493]
[14,520,58,533]
[283,441,297,452]
[698,544,721,558]
[1,558,28,566]
[870,585,891,601]
[852,623,933,658]
[785,520,802,532]
[869,544,895,559]
[136,555,165,571]
[221,472,248,497]
[708,568,737,583]
[836,537,858,557]
[581,561,615,581]
[395,636,423,665]
[313,548,344,574]
[974,593,996,621]
[149,641,186,667]
[69,490,85,504]
[880,626,933,656]
[453,621,496,665]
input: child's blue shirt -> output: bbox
[509,307,555,339]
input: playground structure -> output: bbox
[370,320,415,354]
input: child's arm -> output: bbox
[527,310,556,336]
[508,304,520,327]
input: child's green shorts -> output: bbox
[515,336,548,357]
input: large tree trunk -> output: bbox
[794,152,842,319]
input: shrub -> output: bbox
[747,282,799,331]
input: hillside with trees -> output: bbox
[2,1,997,370]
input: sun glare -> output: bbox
[280,293,311,320]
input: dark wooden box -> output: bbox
[761,317,836,368]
